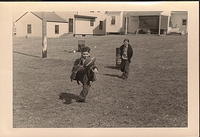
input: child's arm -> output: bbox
[71,58,83,72]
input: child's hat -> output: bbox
[82,46,91,53]
[123,39,129,42]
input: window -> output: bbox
[182,19,187,25]
[55,25,59,34]
[27,24,32,34]
[111,16,115,25]
[99,21,103,30]
[90,20,94,26]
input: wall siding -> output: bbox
[92,13,106,35]
[75,18,94,34]
[106,12,123,33]
[47,22,68,38]
[15,12,42,37]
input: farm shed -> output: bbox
[125,11,169,35]
[15,12,68,38]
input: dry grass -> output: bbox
[13,34,187,127]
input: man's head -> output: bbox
[123,39,129,46]
[81,47,91,59]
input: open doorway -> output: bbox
[69,18,73,33]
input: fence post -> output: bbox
[158,15,161,35]
[42,13,47,58]
[78,39,85,52]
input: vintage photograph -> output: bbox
[12,10,188,128]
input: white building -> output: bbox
[14,12,68,38]
[105,11,124,34]
[56,11,106,36]
[14,11,187,37]
[105,11,170,35]
[168,11,188,34]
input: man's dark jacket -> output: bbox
[119,44,133,63]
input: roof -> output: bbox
[15,12,28,22]
[31,12,68,22]
[125,11,163,16]
[105,11,121,14]
[74,14,97,19]
[171,11,188,14]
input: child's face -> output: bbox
[81,51,90,59]
[124,41,129,46]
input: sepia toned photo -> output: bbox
[0,1,199,137]
[13,10,188,128]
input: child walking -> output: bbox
[70,46,98,102]
[119,39,133,80]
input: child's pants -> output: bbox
[121,59,130,78]
[79,81,90,101]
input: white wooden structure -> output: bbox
[105,11,124,34]
[105,11,170,35]
[56,11,106,36]
[168,11,188,34]
[15,12,68,38]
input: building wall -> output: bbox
[75,18,94,34]
[170,12,188,33]
[47,22,68,38]
[92,19,106,35]
[15,12,42,37]
[55,11,76,33]
[106,12,123,33]
[74,11,107,35]
[92,12,106,35]
[56,11,106,35]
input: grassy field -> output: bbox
[13,34,187,127]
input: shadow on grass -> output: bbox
[104,65,120,70]
[13,51,41,58]
[59,92,80,104]
[103,73,122,79]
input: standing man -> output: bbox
[119,39,133,80]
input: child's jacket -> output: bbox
[70,57,97,84]
[119,44,133,63]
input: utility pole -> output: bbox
[158,15,161,35]
[125,16,128,35]
[42,12,47,58]
[166,16,170,34]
